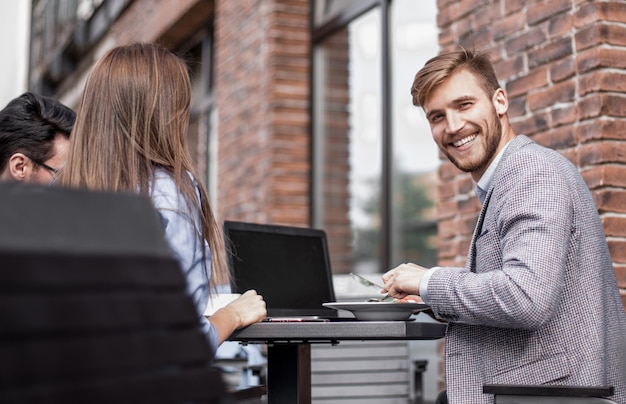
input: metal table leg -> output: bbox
[266,344,311,404]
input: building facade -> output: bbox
[30,0,626,294]
[28,0,626,400]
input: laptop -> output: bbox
[223,221,338,320]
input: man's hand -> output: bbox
[382,263,429,299]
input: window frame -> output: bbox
[310,0,394,271]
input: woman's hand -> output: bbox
[224,289,267,328]
[209,289,266,345]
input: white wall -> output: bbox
[0,1,31,108]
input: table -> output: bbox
[229,319,447,403]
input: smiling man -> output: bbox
[382,49,626,403]
[0,92,75,184]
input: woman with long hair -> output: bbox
[57,42,266,351]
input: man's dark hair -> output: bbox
[0,92,76,171]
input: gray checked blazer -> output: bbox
[427,135,626,403]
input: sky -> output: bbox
[0,1,31,108]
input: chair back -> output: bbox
[0,183,232,403]
[483,384,616,404]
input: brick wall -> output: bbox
[111,0,200,45]
[436,0,626,305]
[215,0,311,226]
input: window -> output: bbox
[186,33,218,207]
[312,0,439,275]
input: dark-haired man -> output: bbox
[0,92,75,184]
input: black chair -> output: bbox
[0,183,233,403]
[483,384,616,403]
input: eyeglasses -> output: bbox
[26,155,59,175]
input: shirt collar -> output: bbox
[475,141,512,204]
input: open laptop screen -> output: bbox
[223,221,337,318]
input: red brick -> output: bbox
[548,13,573,37]
[494,54,525,83]
[510,111,550,136]
[504,28,547,55]
[551,105,577,127]
[114,0,203,44]
[527,0,572,25]
[579,142,626,166]
[608,239,626,263]
[458,236,472,256]
[575,1,626,28]
[458,196,481,215]
[438,240,459,260]
[550,57,575,83]
[437,4,455,27]
[439,218,458,239]
[457,0,491,20]
[438,0,456,8]
[582,165,626,190]
[559,148,578,167]
[577,94,626,120]
[595,189,626,214]
[532,124,575,151]
[438,200,458,220]
[576,118,626,143]
[438,183,455,200]
[506,67,548,98]
[576,24,626,51]
[507,97,526,120]
[461,215,479,235]
[579,71,626,97]
[459,26,492,50]
[493,11,525,41]
[614,263,626,290]
[503,0,524,15]
[577,47,626,73]
[602,216,626,238]
[457,176,475,195]
[451,17,472,40]
[473,4,498,27]
[528,37,573,69]
[439,161,463,181]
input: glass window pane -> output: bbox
[313,1,439,275]
[313,7,382,275]
[390,0,439,268]
[313,0,374,26]
[350,8,382,274]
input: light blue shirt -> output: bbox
[150,169,219,352]
[420,142,512,303]
[474,142,510,204]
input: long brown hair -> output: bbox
[57,42,228,288]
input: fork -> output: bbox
[349,273,394,302]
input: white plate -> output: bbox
[322,301,429,321]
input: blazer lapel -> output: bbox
[465,135,534,271]
[466,192,491,271]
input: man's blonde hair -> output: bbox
[411,48,501,108]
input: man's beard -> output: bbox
[443,114,502,173]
